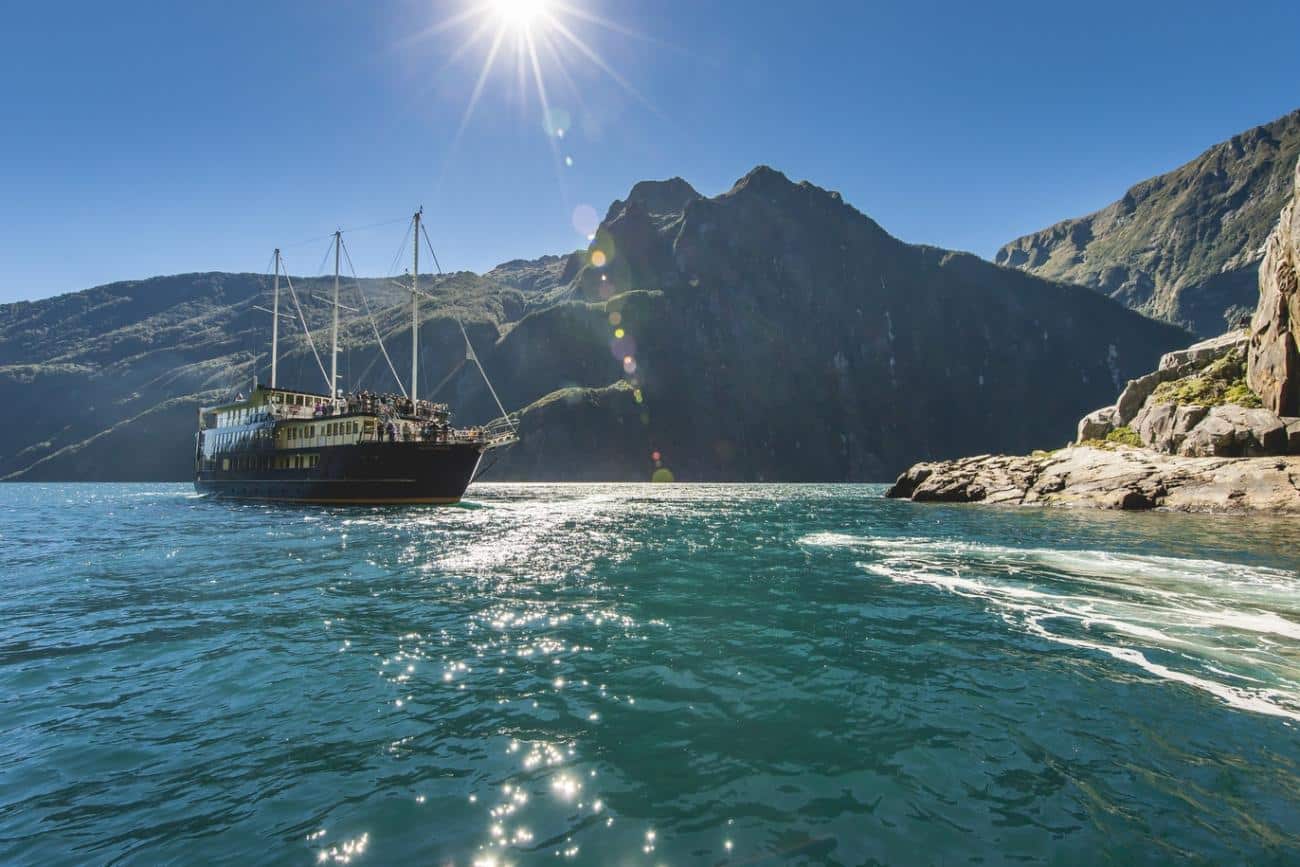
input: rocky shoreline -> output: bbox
[886,446,1300,513]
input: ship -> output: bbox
[194,210,518,504]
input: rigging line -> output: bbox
[469,451,503,486]
[353,346,386,391]
[280,216,412,251]
[457,317,516,434]
[419,223,444,275]
[386,223,413,280]
[424,357,468,402]
[316,236,336,277]
[342,214,412,235]
[278,258,332,393]
[340,237,408,399]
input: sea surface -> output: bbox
[2,483,1299,865]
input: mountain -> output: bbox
[996,109,1300,336]
[0,271,524,481]
[0,167,1190,483]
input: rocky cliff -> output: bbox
[890,157,1300,512]
[1248,157,1300,415]
[996,109,1300,336]
[0,168,1190,482]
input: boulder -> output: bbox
[1178,405,1287,457]
[1214,405,1287,455]
[1133,402,1210,454]
[1178,414,1240,457]
[1247,157,1300,415]
[1174,404,1211,444]
[1077,406,1118,442]
[1132,401,1176,451]
[1116,370,1170,424]
[1288,419,1300,454]
[1159,330,1248,371]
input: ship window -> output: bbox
[222,458,230,471]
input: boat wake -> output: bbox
[800,533,1300,721]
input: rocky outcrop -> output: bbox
[890,160,1300,512]
[1130,401,1207,454]
[996,109,1300,336]
[1077,406,1118,442]
[886,446,1300,513]
[1160,330,1250,371]
[1077,331,1250,437]
[1247,157,1300,415]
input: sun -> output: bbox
[489,0,549,29]
[413,0,661,165]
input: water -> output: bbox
[2,483,1299,865]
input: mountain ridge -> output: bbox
[0,166,1189,482]
[996,108,1300,336]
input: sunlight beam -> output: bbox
[543,13,665,119]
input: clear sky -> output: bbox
[2,0,1298,303]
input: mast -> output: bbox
[271,248,281,388]
[412,209,420,404]
[331,231,341,399]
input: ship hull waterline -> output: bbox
[194,441,486,505]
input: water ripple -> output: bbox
[1,483,1298,864]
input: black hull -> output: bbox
[194,442,484,504]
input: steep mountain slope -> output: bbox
[996,109,1300,336]
[0,168,1191,482]
[465,167,1190,481]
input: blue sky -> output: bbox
[2,0,1298,303]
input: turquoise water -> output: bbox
[2,483,1299,865]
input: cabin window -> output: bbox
[221,458,230,471]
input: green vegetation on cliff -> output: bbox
[1150,351,1264,408]
[997,109,1300,336]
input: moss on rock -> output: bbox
[1149,350,1263,408]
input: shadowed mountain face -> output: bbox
[996,109,1300,336]
[0,168,1189,482]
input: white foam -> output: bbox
[800,533,1300,721]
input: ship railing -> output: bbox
[479,414,521,448]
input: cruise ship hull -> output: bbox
[194,441,485,505]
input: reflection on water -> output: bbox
[0,483,1298,865]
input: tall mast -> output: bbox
[331,231,341,399]
[270,248,281,388]
[412,209,420,404]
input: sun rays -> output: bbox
[416,0,661,156]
